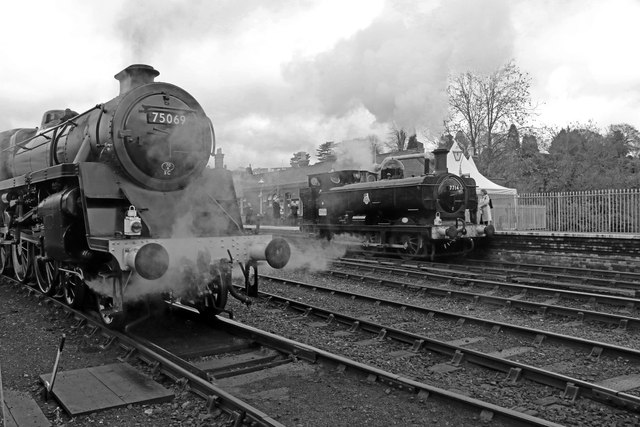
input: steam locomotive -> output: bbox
[0,64,290,329]
[300,148,494,259]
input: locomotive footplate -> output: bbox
[313,223,490,239]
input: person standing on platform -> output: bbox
[245,203,254,225]
[272,198,281,223]
[478,189,492,225]
[290,202,298,225]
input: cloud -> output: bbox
[282,0,516,133]
[10,0,640,171]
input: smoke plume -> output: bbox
[283,0,516,133]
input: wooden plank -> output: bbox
[40,369,122,416]
[87,364,173,405]
[3,390,50,427]
[40,363,172,416]
[193,349,280,371]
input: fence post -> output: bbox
[607,189,611,233]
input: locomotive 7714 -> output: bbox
[0,64,290,328]
[300,148,494,260]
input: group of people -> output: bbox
[244,198,299,226]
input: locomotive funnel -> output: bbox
[433,148,449,174]
[249,238,291,269]
[124,242,170,280]
[115,64,160,95]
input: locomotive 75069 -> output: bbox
[0,64,290,328]
[300,148,494,260]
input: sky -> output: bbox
[2,0,640,170]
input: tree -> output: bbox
[454,130,472,157]
[520,134,539,157]
[447,61,533,156]
[447,72,484,155]
[316,141,337,162]
[290,151,310,168]
[439,133,454,149]
[506,124,520,151]
[607,123,640,157]
[387,125,407,151]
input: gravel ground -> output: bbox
[247,266,640,426]
[0,282,234,427]
[4,260,640,427]
[1,279,512,427]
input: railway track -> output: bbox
[2,276,562,426]
[238,264,640,426]
[330,259,640,328]
[350,255,640,295]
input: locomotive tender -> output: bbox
[300,148,494,259]
[0,64,290,328]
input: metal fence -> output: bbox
[488,189,640,233]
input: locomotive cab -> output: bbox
[379,158,404,180]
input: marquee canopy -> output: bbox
[446,141,517,196]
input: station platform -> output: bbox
[493,229,640,240]
[244,224,640,241]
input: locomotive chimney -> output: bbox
[214,148,225,169]
[115,64,160,95]
[433,148,449,174]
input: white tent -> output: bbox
[446,141,517,196]
[447,141,518,229]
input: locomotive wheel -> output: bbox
[12,239,34,283]
[396,233,423,259]
[96,296,126,330]
[35,256,60,296]
[0,245,9,275]
[61,267,87,309]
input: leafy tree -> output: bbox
[543,126,635,191]
[506,124,520,151]
[316,141,337,162]
[289,151,310,168]
[447,61,533,156]
[520,134,539,157]
[607,123,640,157]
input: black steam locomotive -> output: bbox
[300,148,494,260]
[0,64,290,328]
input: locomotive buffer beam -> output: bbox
[97,270,127,314]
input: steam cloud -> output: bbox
[112,0,517,168]
[282,0,516,134]
[281,239,348,272]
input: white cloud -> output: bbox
[2,0,640,169]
